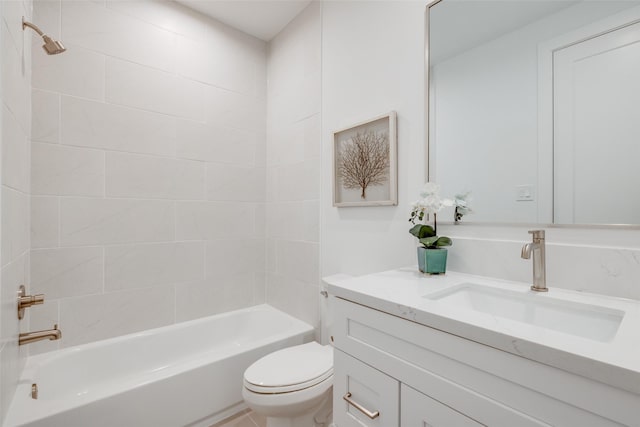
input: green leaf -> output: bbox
[435,236,452,247]
[409,224,435,239]
[419,236,452,248]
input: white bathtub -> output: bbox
[5,304,314,427]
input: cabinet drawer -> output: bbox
[333,349,400,427]
[401,384,482,427]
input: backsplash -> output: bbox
[443,225,640,301]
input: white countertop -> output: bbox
[327,268,640,395]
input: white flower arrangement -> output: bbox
[409,182,453,248]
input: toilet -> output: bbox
[242,342,333,427]
[242,274,351,427]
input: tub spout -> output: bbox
[19,324,61,346]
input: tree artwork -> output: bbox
[338,130,390,199]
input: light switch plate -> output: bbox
[516,185,534,201]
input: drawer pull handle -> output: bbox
[343,392,380,419]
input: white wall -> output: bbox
[266,2,322,332]
[29,0,267,352]
[321,0,427,277]
[0,0,32,422]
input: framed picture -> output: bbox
[333,111,397,207]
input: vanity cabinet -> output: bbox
[332,297,638,427]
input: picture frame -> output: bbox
[333,111,397,207]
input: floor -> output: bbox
[211,409,267,427]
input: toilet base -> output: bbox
[265,393,332,427]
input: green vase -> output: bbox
[417,247,448,274]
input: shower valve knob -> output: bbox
[17,285,45,319]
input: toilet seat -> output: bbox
[244,342,333,394]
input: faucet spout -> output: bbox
[521,242,535,259]
[522,230,547,292]
[19,324,61,346]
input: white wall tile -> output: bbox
[175,201,256,240]
[1,256,27,348]
[276,240,319,285]
[175,34,259,96]
[61,96,176,156]
[253,272,266,305]
[31,142,105,196]
[1,187,29,267]
[33,0,61,39]
[0,253,29,421]
[206,86,266,132]
[302,114,322,161]
[32,89,60,143]
[267,276,319,331]
[1,22,31,133]
[174,280,222,322]
[62,0,175,71]
[59,285,174,347]
[2,1,30,50]
[31,247,103,299]
[205,239,265,278]
[2,105,30,193]
[105,58,204,120]
[105,242,204,291]
[32,43,105,100]
[105,0,210,40]
[266,201,319,242]
[206,163,265,202]
[60,198,175,246]
[106,152,204,200]
[175,272,254,322]
[31,196,59,249]
[273,160,320,201]
[175,120,257,165]
[266,122,305,167]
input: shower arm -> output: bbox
[22,18,46,37]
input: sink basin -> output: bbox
[425,283,624,342]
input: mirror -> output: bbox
[428,0,640,225]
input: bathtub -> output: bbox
[5,304,314,427]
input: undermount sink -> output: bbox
[424,283,624,342]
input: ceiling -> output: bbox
[429,0,580,64]
[176,0,313,41]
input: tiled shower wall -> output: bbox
[1,0,33,421]
[265,2,322,333]
[29,0,267,353]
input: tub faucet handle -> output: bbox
[17,285,45,319]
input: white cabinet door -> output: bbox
[401,384,481,427]
[333,349,400,427]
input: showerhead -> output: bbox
[41,35,66,55]
[22,17,66,55]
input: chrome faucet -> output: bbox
[521,230,547,292]
[19,324,61,346]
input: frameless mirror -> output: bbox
[428,0,640,225]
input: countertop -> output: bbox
[326,268,640,395]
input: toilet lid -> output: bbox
[244,342,333,394]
